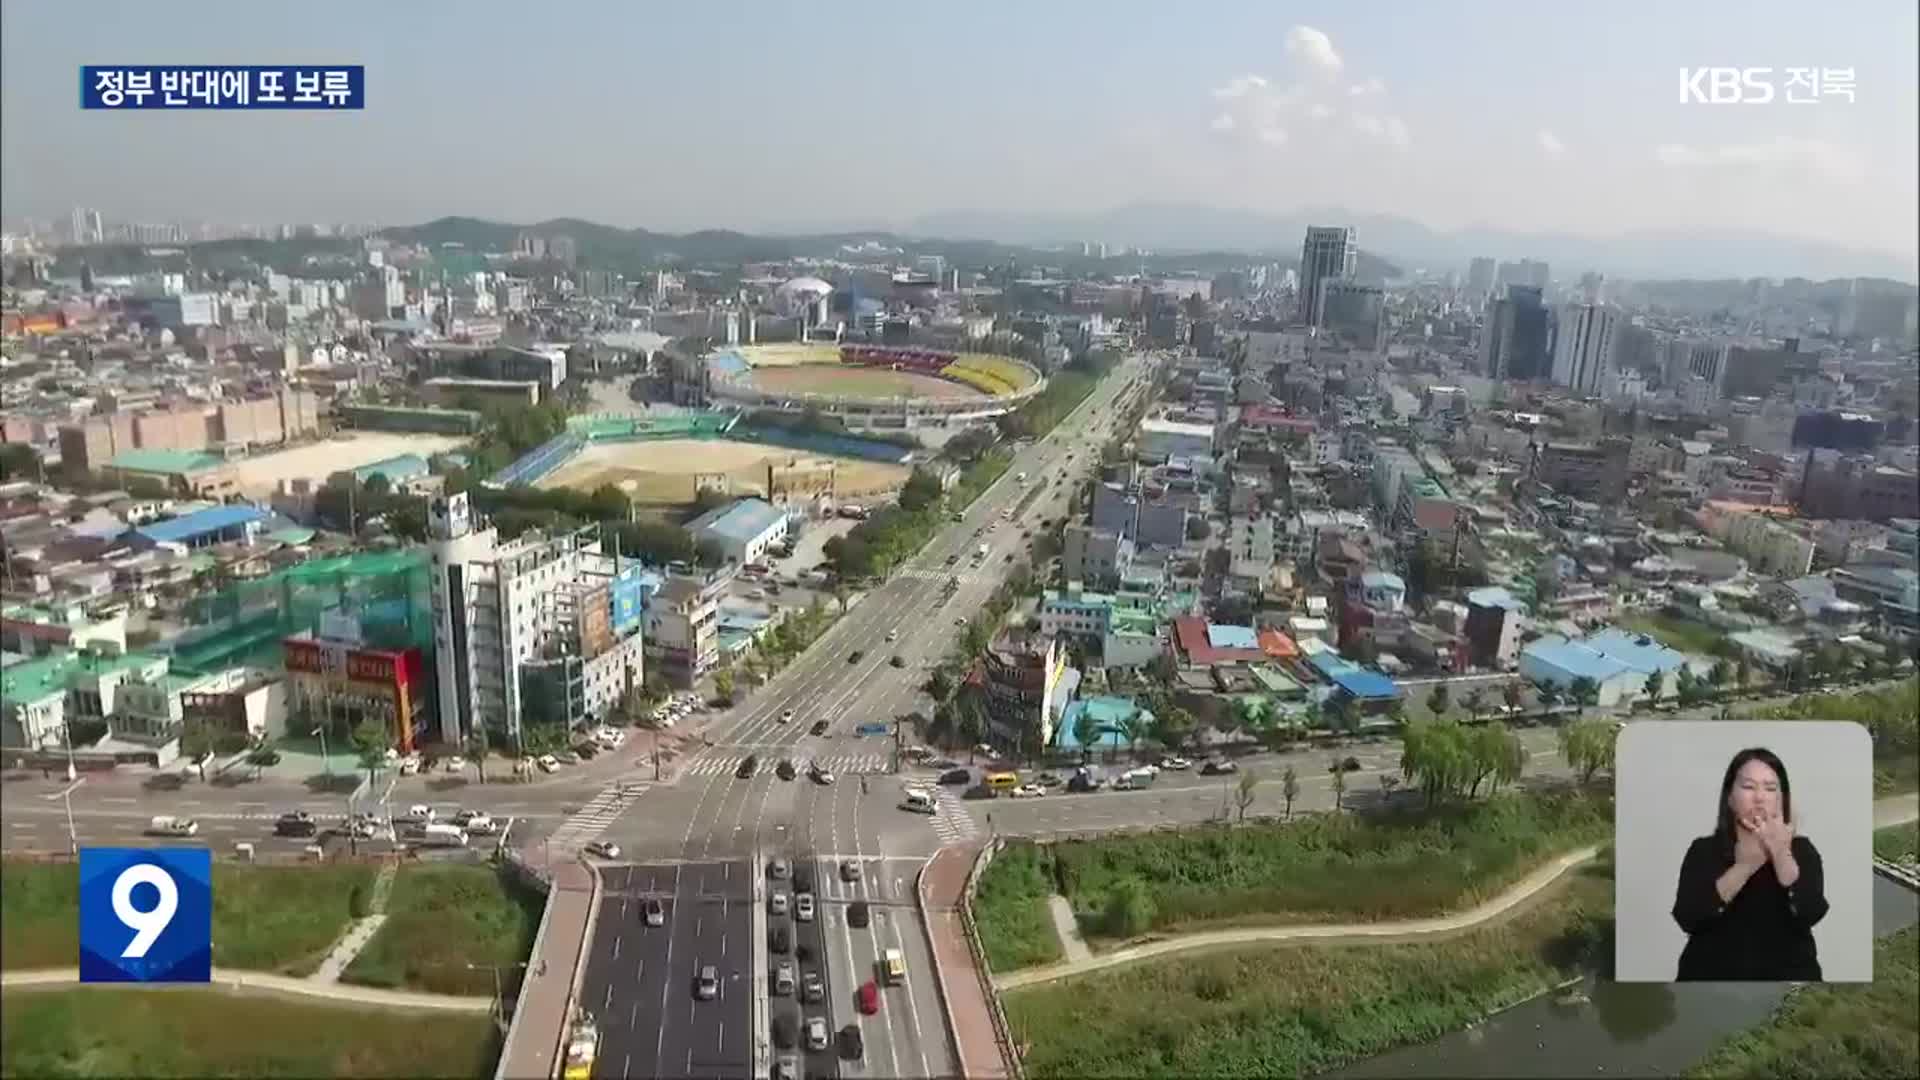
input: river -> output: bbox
[1324,874,1919,1079]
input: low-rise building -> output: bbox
[686,498,789,567]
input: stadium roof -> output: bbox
[687,498,786,545]
[132,505,268,545]
[108,448,226,474]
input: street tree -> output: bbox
[1462,688,1487,723]
[1329,758,1347,813]
[1643,670,1664,712]
[1426,684,1451,718]
[1280,766,1299,819]
[245,739,281,781]
[1558,717,1617,785]
[1567,676,1600,717]
[714,668,736,705]
[1400,717,1470,806]
[1236,768,1259,823]
[350,718,388,791]
[1501,681,1524,714]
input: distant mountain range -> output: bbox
[903,202,1919,285]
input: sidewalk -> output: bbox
[995,845,1603,991]
[1045,895,1091,965]
[0,967,491,1012]
[495,859,596,1080]
[922,844,1013,1080]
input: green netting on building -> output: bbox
[165,550,434,674]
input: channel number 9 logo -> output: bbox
[79,848,212,982]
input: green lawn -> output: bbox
[0,987,499,1078]
[971,843,1064,973]
[1686,925,1918,1080]
[1,862,371,975]
[1874,820,1919,867]
[1617,611,1727,655]
[1042,792,1610,942]
[1002,856,1613,1079]
[343,864,543,996]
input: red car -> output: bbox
[858,980,881,1015]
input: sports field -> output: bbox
[742,364,986,400]
[537,437,910,506]
[228,432,468,497]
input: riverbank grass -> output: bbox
[1049,791,1610,943]
[1002,858,1612,1079]
[1,861,371,975]
[343,863,543,995]
[1686,924,1918,1080]
[971,843,1064,972]
[1873,820,1918,868]
[0,987,499,1078]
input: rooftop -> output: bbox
[107,448,226,474]
[132,505,269,545]
[687,498,786,545]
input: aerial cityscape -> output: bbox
[2,4,1917,1080]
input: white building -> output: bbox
[1138,418,1215,462]
[1551,304,1620,396]
[686,498,789,567]
[427,493,644,745]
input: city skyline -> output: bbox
[1,1,1916,276]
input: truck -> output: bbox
[1114,766,1158,791]
[975,543,989,561]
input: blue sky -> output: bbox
[2,0,1913,261]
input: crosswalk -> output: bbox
[547,782,646,850]
[678,752,896,779]
[930,786,982,845]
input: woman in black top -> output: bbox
[1671,746,1828,981]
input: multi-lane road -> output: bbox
[557,352,1150,1078]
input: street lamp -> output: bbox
[46,777,85,856]
[312,725,331,778]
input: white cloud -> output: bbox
[1212,74,1269,101]
[1538,129,1568,158]
[1207,28,1405,152]
[1284,26,1344,77]
[1654,137,1867,183]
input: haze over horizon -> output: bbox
[3,0,1915,276]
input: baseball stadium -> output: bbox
[487,409,920,508]
[703,342,1045,430]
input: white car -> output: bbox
[538,754,561,773]
[397,804,436,824]
[779,709,795,724]
[146,815,198,837]
[584,840,621,860]
[1011,783,1047,799]
[445,755,467,774]
[795,893,815,922]
[1159,756,1192,771]
[398,756,422,776]
[886,629,898,642]
[770,892,790,916]
[462,815,499,836]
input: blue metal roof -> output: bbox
[1521,637,1633,682]
[1331,669,1401,700]
[132,506,267,545]
[1206,624,1259,650]
[1584,628,1692,673]
[688,498,786,545]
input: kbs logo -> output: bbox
[1679,67,1856,105]
[78,848,212,983]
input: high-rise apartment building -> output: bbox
[1479,286,1553,380]
[1551,304,1620,396]
[1465,257,1497,303]
[1297,226,1357,326]
[1663,337,1731,395]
